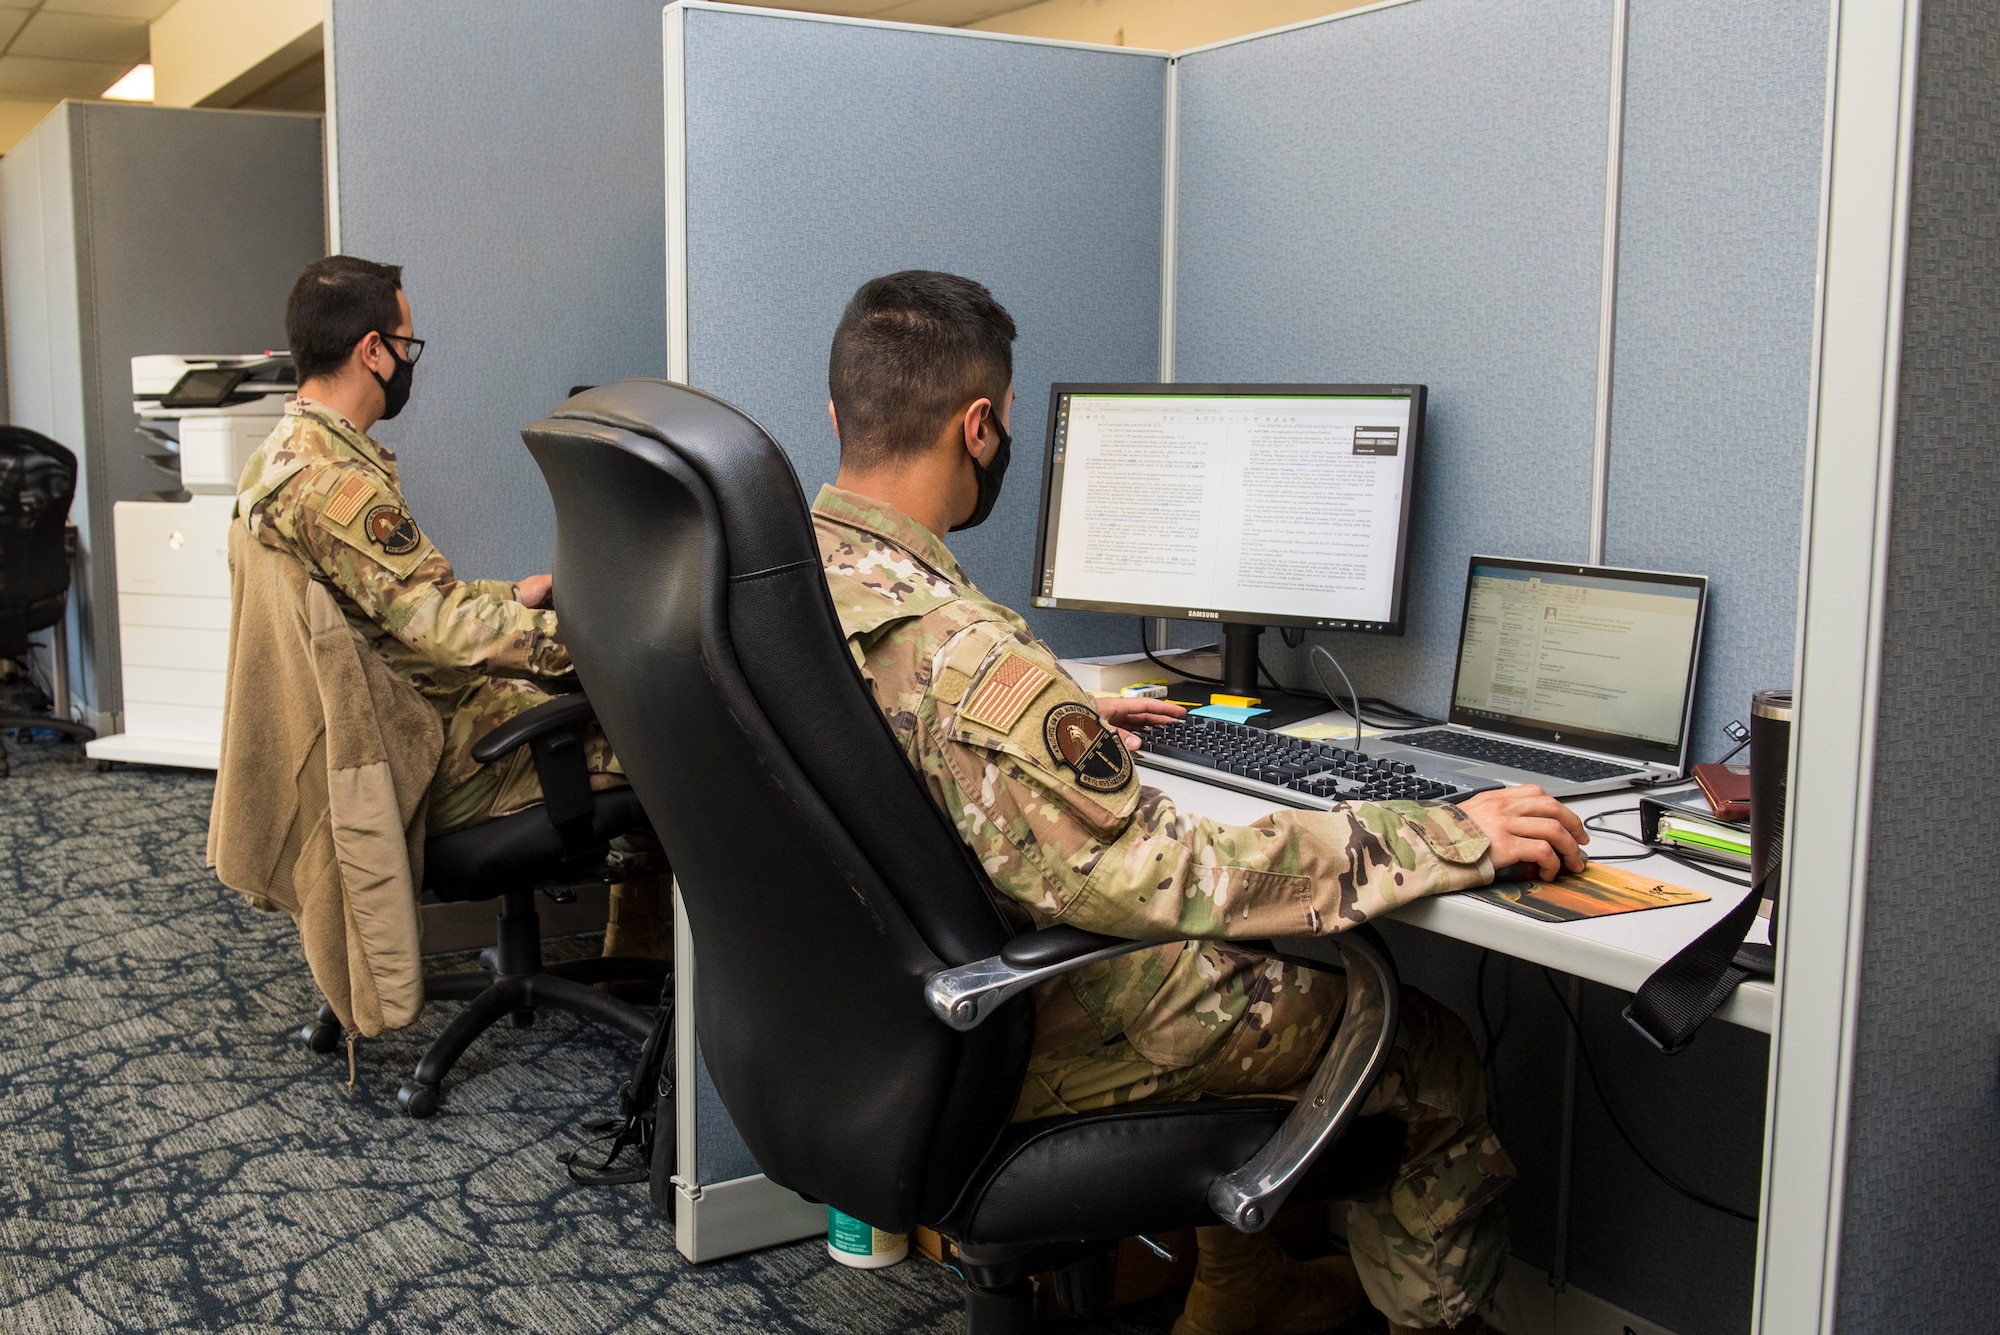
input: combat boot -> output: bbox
[1388,1318,1489,1335]
[1171,1225,1368,1335]
[603,873,672,960]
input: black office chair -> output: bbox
[0,427,95,772]
[521,380,1406,1332]
[301,691,671,1120]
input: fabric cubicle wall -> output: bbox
[1170,4,1830,1332]
[327,0,668,584]
[1606,0,1828,759]
[670,0,1167,1188]
[674,2,1167,661]
[1841,0,2000,1325]
[1171,0,1612,717]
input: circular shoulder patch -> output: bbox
[1043,701,1134,793]
[364,504,422,556]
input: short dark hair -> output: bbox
[286,255,405,382]
[828,271,1017,467]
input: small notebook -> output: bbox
[1468,862,1711,923]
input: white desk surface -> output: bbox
[1137,752,1773,1035]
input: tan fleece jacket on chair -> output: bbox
[208,519,444,1037]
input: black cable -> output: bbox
[1540,969,1758,1224]
[1306,645,1364,753]
[1139,620,1223,686]
[1582,807,1755,888]
[1253,651,1441,731]
[1475,950,1510,1121]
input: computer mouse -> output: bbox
[1491,857,1587,883]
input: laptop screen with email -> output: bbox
[1447,557,1708,766]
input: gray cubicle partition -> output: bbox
[0,103,324,732]
[664,1,1168,1259]
[1838,0,2000,1326]
[326,0,668,584]
[1172,0,1614,717]
[673,2,1167,659]
[1605,0,1829,756]
[1169,5,1829,1332]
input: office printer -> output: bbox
[84,354,295,770]
[132,353,296,494]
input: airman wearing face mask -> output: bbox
[233,255,671,959]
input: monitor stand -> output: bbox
[1216,624,1334,730]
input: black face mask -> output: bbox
[371,340,415,421]
[950,405,1011,532]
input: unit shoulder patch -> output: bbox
[364,504,422,556]
[1042,701,1134,793]
[958,650,1054,732]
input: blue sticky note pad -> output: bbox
[1189,704,1271,724]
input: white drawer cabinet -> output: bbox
[86,495,239,769]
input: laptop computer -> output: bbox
[1358,557,1709,798]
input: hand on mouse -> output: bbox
[1457,784,1589,882]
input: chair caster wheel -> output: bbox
[398,1082,440,1119]
[300,1021,342,1054]
[509,1009,535,1029]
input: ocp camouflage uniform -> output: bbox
[236,397,616,832]
[813,484,1515,1329]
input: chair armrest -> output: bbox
[1207,924,1401,1233]
[468,691,595,764]
[468,691,600,862]
[925,926,1158,1031]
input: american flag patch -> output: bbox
[959,652,1053,732]
[323,473,376,527]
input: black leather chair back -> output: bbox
[0,428,77,658]
[523,380,1032,1231]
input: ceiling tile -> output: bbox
[0,54,135,100]
[868,0,1035,24]
[12,12,151,65]
[40,0,179,19]
[0,10,32,48]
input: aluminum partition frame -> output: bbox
[1755,1,1920,1328]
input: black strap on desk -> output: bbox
[1623,874,1776,1054]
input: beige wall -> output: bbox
[151,0,321,109]
[969,0,1373,49]
[0,101,58,156]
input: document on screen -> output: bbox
[1452,568,1703,745]
[1041,393,1416,624]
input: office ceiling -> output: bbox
[730,0,1034,27]
[0,0,168,101]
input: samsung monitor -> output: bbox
[1030,382,1424,699]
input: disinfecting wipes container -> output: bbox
[826,1207,907,1269]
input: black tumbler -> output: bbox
[1749,689,1793,906]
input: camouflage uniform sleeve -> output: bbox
[467,578,522,602]
[927,621,1493,940]
[264,463,572,679]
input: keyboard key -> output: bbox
[1395,730,1641,783]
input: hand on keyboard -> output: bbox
[1097,695,1188,749]
[1457,786,1589,881]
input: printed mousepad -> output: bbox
[1468,862,1711,923]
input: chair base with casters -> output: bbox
[298,693,671,1119]
[0,711,95,776]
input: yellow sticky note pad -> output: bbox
[1209,693,1262,708]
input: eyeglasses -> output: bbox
[381,333,426,365]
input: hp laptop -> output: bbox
[1360,557,1709,798]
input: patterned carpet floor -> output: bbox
[0,724,1189,1334]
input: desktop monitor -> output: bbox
[1030,382,1424,699]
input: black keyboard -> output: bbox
[1394,730,1641,783]
[1135,718,1493,808]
